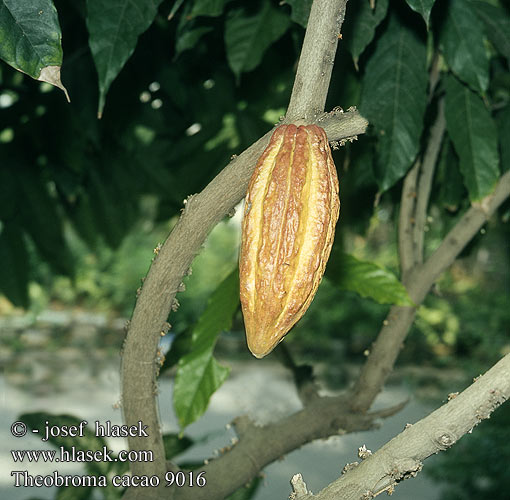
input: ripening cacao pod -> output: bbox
[239,124,340,358]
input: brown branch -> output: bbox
[304,353,510,499]
[350,170,510,413]
[120,0,358,498]
[173,394,382,500]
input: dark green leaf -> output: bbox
[191,0,232,18]
[360,12,427,191]
[176,26,213,55]
[173,269,239,428]
[473,1,510,66]
[439,0,489,93]
[445,75,500,201]
[86,0,165,117]
[0,0,68,97]
[344,0,389,66]
[86,169,136,248]
[285,0,313,28]
[15,167,74,277]
[0,224,29,308]
[405,0,435,29]
[162,433,194,459]
[225,1,290,78]
[437,138,465,210]
[327,252,413,306]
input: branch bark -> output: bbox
[398,162,419,279]
[304,353,510,499]
[413,99,446,264]
[286,0,347,122]
[173,394,404,500]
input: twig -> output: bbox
[351,171,510,413]
[290,473,313,499]
[398,162,419,279]
[398,99,446,279]
[311,353,510,499]
[413,99,446,264]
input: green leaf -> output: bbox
[176,25,213,55]
[0,224,29,308]
[191,0,232,18]
[162,433,194,459]
[437,138,465,210]
[0,0,69,98]
[473,1,510,66]
[405,0,435,29]
[327,252,414,306]
[439,0,489,93]
[86,169,136,248]
[285,0,313,28]
[86,0,164,117]
[15,167,74,277]
[173,269,239,428]
[445,75,500,201]
[175,354,230,429]
[359,12,427,191]
[343,0,389,66]
[225,1,290,78]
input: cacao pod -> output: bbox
[240,124,340,358]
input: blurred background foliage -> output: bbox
[0,0,509,498]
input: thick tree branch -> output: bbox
[298,352,510,499]
[173,394,392,500]
[121,1,358,497]
[350,171,510,413]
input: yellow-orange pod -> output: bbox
[239,124,340,358]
